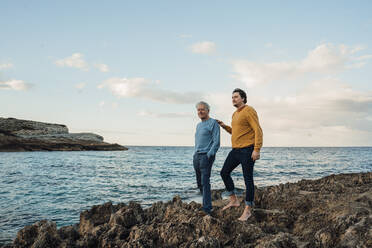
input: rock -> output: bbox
[0,117,68,136]
[21,133,104,143]
[79,202,115,235]
[6,172,372,248]
[13,220,61,248]
[255,232,297,248]
[57,225,79,241]
[189,236,221,248]
[0,117,128,151]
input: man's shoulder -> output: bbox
[244,105,257,114]
[209,118,219,125]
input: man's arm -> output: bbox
[216,120,232,134]
[207,121,220,158]
[245,108,263,159]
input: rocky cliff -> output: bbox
[0,117,128,151]
[3,172,371,248]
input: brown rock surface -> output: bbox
[5,172,372,247]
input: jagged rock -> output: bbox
[79,202,116,235]
[13,220,61,248]
[6,172,372,248]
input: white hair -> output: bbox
[195,101,210,111]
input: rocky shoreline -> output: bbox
[2,172,371,247]
[0,117,128,152]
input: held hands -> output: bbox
[251,150,260,161]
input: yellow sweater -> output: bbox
[223,105,263,151]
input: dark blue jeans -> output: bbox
[220,146,255,206]
[193,153,215,213]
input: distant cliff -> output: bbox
[0,117,128,152]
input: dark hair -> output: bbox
[232,88,247,104]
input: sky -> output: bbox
[1,1,372,147]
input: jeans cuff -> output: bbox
[226,189,236,196]
[245,201,255,206]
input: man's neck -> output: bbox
[236,103,246,110]
[201,116,210,122]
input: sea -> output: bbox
[0,146,371,243]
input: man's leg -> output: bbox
[193,154,202,193]
[237,147,255,221]
[220,150,241,210]
[200,154,214,214]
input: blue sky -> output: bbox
[1,1,372,146]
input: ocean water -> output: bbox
[0,146,371,243]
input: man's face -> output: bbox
[197,105,209,120]
[232,92,244,107]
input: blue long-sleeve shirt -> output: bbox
[194,118,220,158]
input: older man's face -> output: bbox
[197,105,209,120]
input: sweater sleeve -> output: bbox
[222,125,232,134]
[207,121,220,157]
[245,108,263,152]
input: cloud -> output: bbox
[138,110,192,118]
[265,43,273,48]
[98,77,203,104]
[0,63,13,70]
[55,53,89,71]
[190,41,216,54]
[94,63,109,72]
[179,34,192,38]
[55,53,110,73]
[99,101,105,107]
[206,78,372,146]
[231,43,372,87]
[0,80,32,91]
[75,82,86,89]
[355,54,372,61]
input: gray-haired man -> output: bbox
[193,101,220,214]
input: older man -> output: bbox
[193,101,220,214]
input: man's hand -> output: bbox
[216,119,226,128]
[251,150,260,161]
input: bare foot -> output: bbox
[222,200,240,211]
[238,206,252,221]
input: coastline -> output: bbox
[2,172,371,248]
[0,117,128,152]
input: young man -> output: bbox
[194,101,220,214]
[217,88,263,221]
